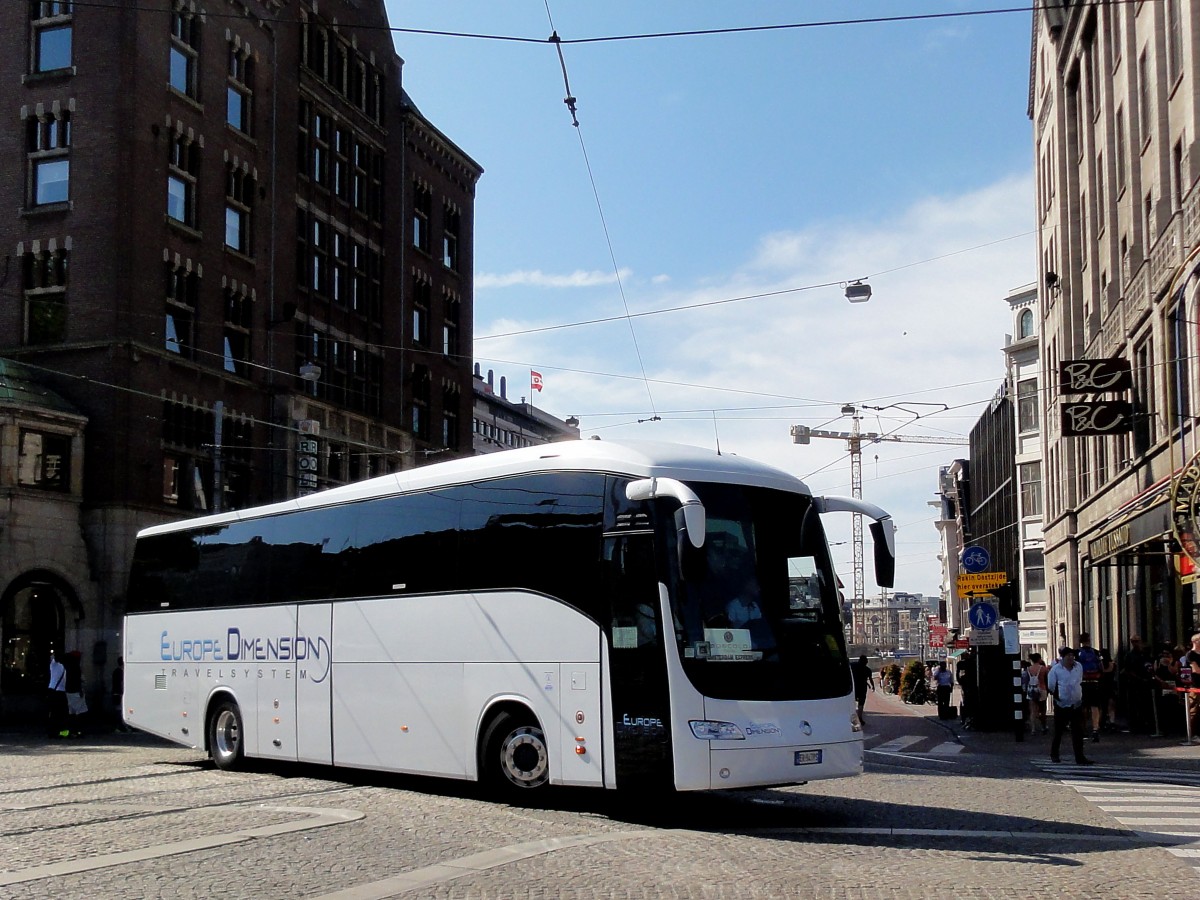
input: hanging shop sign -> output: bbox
[1059,357,1133,437]
[1060,401,1133,436]
[1171,450,1200,566]
[1059,358,1133,394]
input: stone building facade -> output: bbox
[1031,1,1200,655]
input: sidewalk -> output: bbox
[870,687,1200,770]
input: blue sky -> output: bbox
[386,1,1038,598]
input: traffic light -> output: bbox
[993,583,1017,620]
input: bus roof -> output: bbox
[137,439,812,538]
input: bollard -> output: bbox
[1013,658,1025,742]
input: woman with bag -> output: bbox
[1027,653,1049,734]
[63,650,88,737]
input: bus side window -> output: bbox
[604,534,658,648]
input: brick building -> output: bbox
[0,0,481,718]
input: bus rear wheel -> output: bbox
[208,699,244,771]
[482,711,549,795]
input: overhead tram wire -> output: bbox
[42,2,1081,43]
[543,3,658,420]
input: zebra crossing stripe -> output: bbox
[870,736,924,753]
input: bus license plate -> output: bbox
[794,750,822,766]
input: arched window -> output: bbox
[1019,308,1034,338]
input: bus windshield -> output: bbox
[665,482,848,702]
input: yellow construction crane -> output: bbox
[791,405,968,644]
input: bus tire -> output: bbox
[208,699,245,771]
[481,710,549,795]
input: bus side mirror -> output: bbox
[625,477,705,548]
[675,507,707,582]
[870,520,895,588]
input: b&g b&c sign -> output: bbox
[1059,358,1133,436]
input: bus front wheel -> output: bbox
[482,710,549,794]
[208,699,245,771]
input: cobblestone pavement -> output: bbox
[2,709,1199,899]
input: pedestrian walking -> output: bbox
[1099,648,1117,731]
[935,662,954,719]
[46,651,67,738]
[1121,635,1153,733]
[957,649,977,729]
[1027,653,1049,734]
[1076,632,1102,742]
[1048,646,1094,765]
[1186,634,1200,743]
[851,655,875,725]
[63,650,87,737]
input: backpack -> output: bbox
[1077,646,1101,681]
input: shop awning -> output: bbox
[1086,477,1173,563]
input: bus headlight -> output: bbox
[689,720,746,740]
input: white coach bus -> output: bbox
[123,440,895,794]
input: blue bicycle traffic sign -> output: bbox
[961,545,991,574]
[967,601,998,630]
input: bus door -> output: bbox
[295,603,333,765]
[602,530,673,787]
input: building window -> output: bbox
[169,8,200,99]
[167,134,198,227]
[21,247,69,344]
[227,44,253,132]
[413,181,431,252]
[333,127,349,200]
[18,429,71,491]
[365,246,381,322]
[1171,307,1192,433]
[162,398,215,510]
[1167,0,1182,86]
[1023,549,1045,607]
[1134,340,1155,455]
[412,365,431,440]
[443,294,460,358]
[352,141,367,212]
[1143,191,1154,248]
[412,276,430,345]
[442,206,460,271]
[223,286,252,376]
[1017,378,1038,433]
[1171,140,1184,213]
[26,111,71,207]
[350,240,366,315]
[312,111,329,186]
[165,264,198,357]
[1115,107,1126,192]
[1018,309,1034,339]
[310,217,328,295]
[31,2,73,73]
[442,392,459,450]
[331,230,348,307]
[1019,462,1042,517]
[1137,49,1151,147]
[224,166,254,253]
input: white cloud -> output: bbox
[474,172,1036,596]
[475,267,633,289]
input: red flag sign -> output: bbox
[531,371,544,392]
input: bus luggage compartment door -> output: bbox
[295,603,333,765]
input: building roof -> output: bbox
[0,358,84,418]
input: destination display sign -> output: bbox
[956,571,1007,590]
